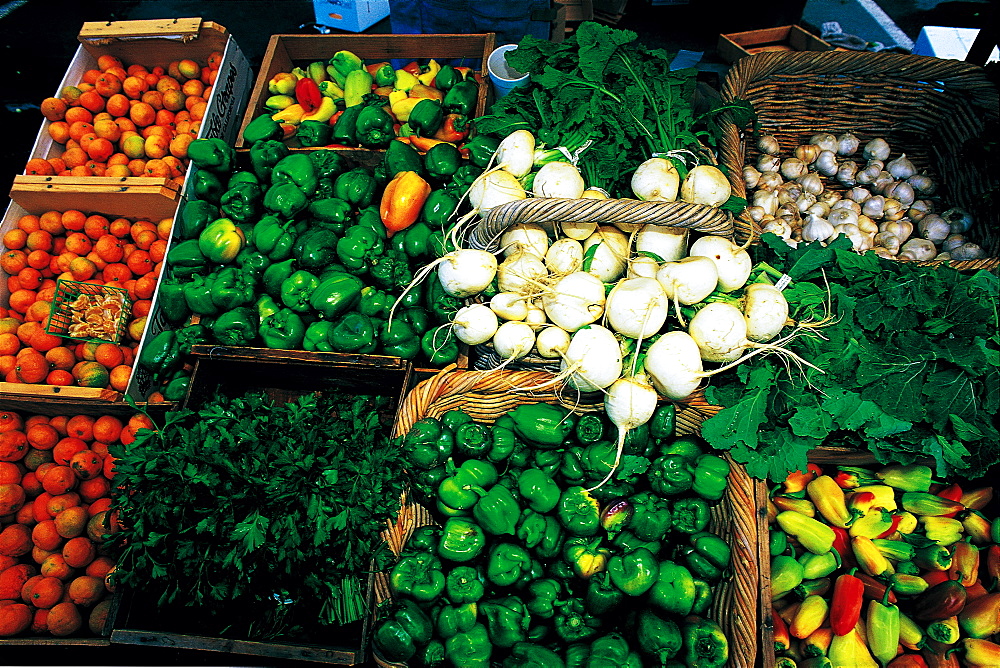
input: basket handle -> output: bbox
[468,197,734,252]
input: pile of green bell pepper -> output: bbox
[373,407,733,667]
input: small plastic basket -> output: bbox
[46,279,132,344]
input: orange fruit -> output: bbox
[40,552,74,581]
[68,450,102,481]
[46,492,80,517]
[72,361,110,389]
[0,462,21,485]
[88,598,112,634]
[41,466,76,496]
[46,601,82,636]
[64,415,95,442]
[54,506,88,539]
[0,523,32,556]
[108,365,131,392]
[0,483,25,515]
[26,423,59,451]
[62,536,96,569]
[52,437,87,466]
[87,497,112,517]
[0,430,28,462]
[67,575,104,607]
[0,602,32,637]
[93,343,124,370]
[77,476,110,504]
[22,574,63,608]
[31,520,63,551]
[0,563,36,599]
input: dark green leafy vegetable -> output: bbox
[701,234,999,481]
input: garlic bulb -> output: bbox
[781,182,803,200]
[780,157,808,180]
[776,202,800,219]
[743,165,761,189]
[757,135,781,155]
[807,201,831,217]
[831,198,861,214]
[918,214,950,242]
[794,144,820,164]
[814,150,839,177]
[872,246,896,259]
[753,189,779,215]
[886,154,917,180]
[899,238,937,261]
[847,186,871,203]
[818,190,842,208]
[762,218,793,240]
[757,171,784,191]
[874,232,901,254]
[809,133,838,153]
[880,219,913,244]
[801,214,835,243]
[834,223,870,251]
[757,154,781,173]
[907,173,936,196]
[796,192,817,213]
[908,200,932,222]
[776,187,797,206]
[837,161,859,187]
[829,208,860,227]
[863,137,891,161]
[884,180,915,207]
[862,195,886,218]
[836,132,860,156]
[797,173,824,196]
[951,243,985,260]
[746,205,768,223]
[856,163,881,185]
[942,234,965,253]
[857,215,879,236]
[871,171,895,195]
[882,198,906,221]
[942,207,973,233]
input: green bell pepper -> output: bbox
[395,220,433,259]
[424,142,462,181]
[692,578,713,616]
[559,447,586,486]
[486,417,517,462]
[293,228,339,272]
[518,468,561,513]
[256,293,280,322]
[263,182,308,219]
[454,422,491,458]
[183,273,218,316]
[534,449,562,478]
[627,491,672,541]
[328,312,376,353]
[409,98,444,136]
[210,266,256,311]
[179,199,217,240]
[585,571,623,616]
[251,215,296,261]
[259,308,305,349]
[516,508,548,550]
[236,248,268,282]
[613,530,661,558]
[463,134,498,168]
[157,276,189,323]
[445,565,483,604]
[421,189,458,227]
[449,163,482,193]
[370,249,413,290]
[553,598,601,643]
[309,197,352,230]
[262,257,295,298]
[636,609,682,664]
[421,327,458,366]
[243,113,282,144]
[358,286,391,318]
[608,547,659,596]
[672,497,711,534]
[219,181,262,224]
[296,119,332,147]
[331,103,362,145]
[438,517,486,563]
[487,543,533,587]
[381,318,420,359]
[508,402,574,448]
[525,578,563,619]
[191,168,224,204]
[444,623,490,668]
[136,330,178,381]
[390,551,445,603]
[648,455,694,496]
[187,137,233,172]
[249,139,290,182]
[691,454,730,502]
[162,372,190,402]
[442,80,478,116]
[302,320,335,352]
[564,537,610,580]
[212,307,258,346]
[504,642,565,668]
[558,486,601,537]
[473,484,519,536]
[575,414,606,446]
[309,149,346,180]
[280,270,320,313]
[337,223,384,273]
[402,418,453,470]
[647,560,696,616]
[437,459,497,511]
[374,598,433,662]
[659,436,704,461]
[334,167,377,208]
[686,530,731,577]
[480,596,529,648]
[356,101,395,148]
[199,218,246,264]
[680,616,728,668]
[309,272,363,319]
[589,633,642,668]
[442,409,473,431]
[271,153,318,197]
[435,602,478,639]
[382,138,424,179]
[649,404,676,442]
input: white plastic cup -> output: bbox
[487,44,529,98]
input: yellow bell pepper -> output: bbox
[268,72,297,96]
[417,58,442,86]
[391,96,423,123]
[271,103,305,125]
[264,94,295,111]
[301,96,337,123]
[394,69,419,92]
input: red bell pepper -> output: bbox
[328,110,343,127]
[965,579,988,601]
[857,573,897,604]
[295,77,322,114]
[771,607,790,653]
[433,114,470,143]
[947,538,979,587]
[830,526,855,566]
[936,482,963,518]
[401,61,421,76]
[921,641,961,668]
[875,513,903,539]
[922,570,951,588]
[830,568,865,636]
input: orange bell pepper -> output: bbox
[380,171,431,237]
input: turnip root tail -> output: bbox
[388,257,446,330]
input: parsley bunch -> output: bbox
[701,235,999,482]
[110,389,407,640]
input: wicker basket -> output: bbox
[717,50,999,272]
[373,368,755,668]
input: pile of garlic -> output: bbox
[743,132,985,261]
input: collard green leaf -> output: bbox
[700,364,776,452]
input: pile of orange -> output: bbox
[0,208,171,391]
[0,409,149,637]
[26,51,224,184]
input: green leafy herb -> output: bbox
[110,389,408,640]
[701,235,999,481]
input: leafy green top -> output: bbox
[701,235,999,482]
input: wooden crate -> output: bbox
[556,0,595,22]
[109,349,412,664]
[234,33,496,150]
[717,25,834,63]
[0,189,180,403]
[12,18,253,201]
[374,369,759,668]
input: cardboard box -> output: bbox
[717,25,834,63]
[0,189,180,403]
[235,33,496,150]
[12,18,252,201]
[313,0,390,33]
[913,26,1000,64]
